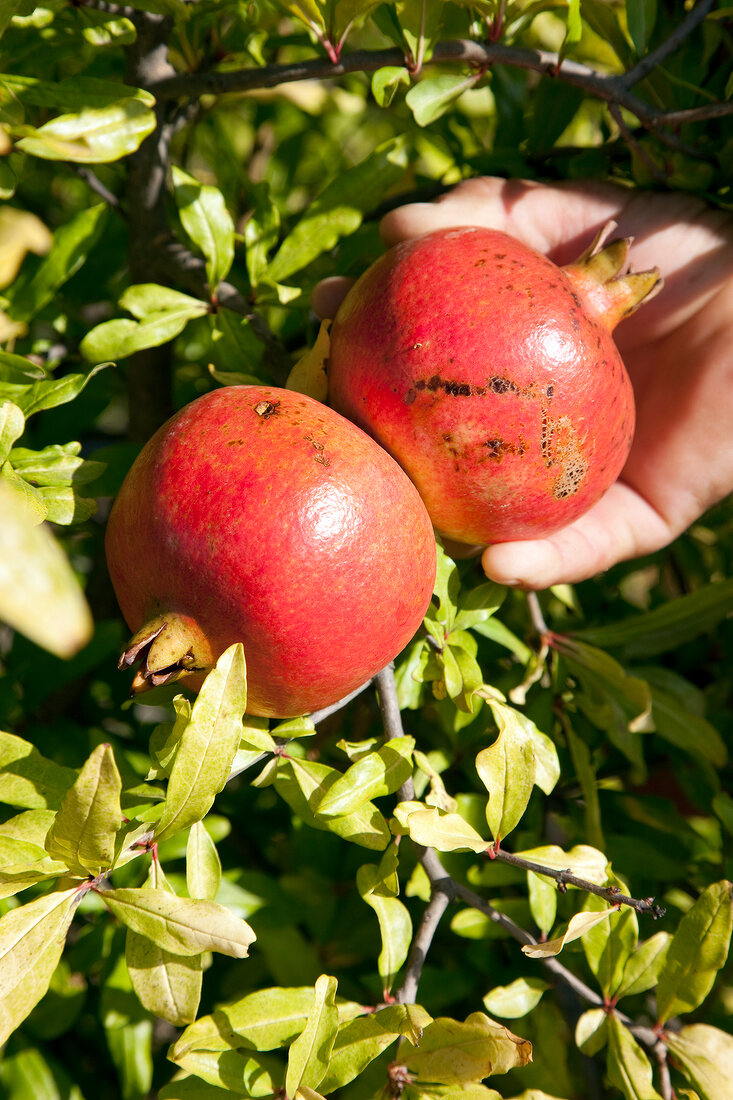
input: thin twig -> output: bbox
[74,166,123,209]
[526,591,549,638]
[488,846,666,919]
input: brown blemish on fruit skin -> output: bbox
[483,438,528,461]
[254,400,280,419]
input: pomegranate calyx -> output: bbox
[564,229,662,332]
[119,613,212,695]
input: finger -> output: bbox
[311,276,355,319]
[480,481,673,589]
[380,177,630,262]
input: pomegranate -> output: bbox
[328,226,661,546]
[106,386,436,718]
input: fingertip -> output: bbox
[380,204,439,246]
[481,540,563,590]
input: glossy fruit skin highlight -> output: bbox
[106,385,436,718]
[329,226,652,547]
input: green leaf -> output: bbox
[318,1004,432,1093]
[396,803,487,853]
[476,707,536,843]
[646,681,727,767]
[626,0,657,55]
[0,883,78,1045]
[119,283,209,320]
[357,847,412,995]
[606,1013,663,1100]
[487,699,560,796]
[266,136,409,283]
[285,974,339,1098]
[666,1023,733,1100]
[572,580,733,658]
[0,351,46,382]
[0,731,76,810]
[0,0,23,38]
[126,861,202,1027]
[154,644,247,843]
[482,977,549,1019]
[6,362,109,418]
[575,1007,609,1056]
[186,820,222,901]
[172,166,235,291]
[99,886,256,958]
[0,74,155,111]
[170,1048,283,1096]
[44,743,122,877]
[316,736,414,818]
[400,1012,532,1083]
[656,880,732,1024]
[81,309,205,362]
[405,73,479,126]
[582,887,638,1000]
[371,66,410,107]
[275,757,391,850]
[614,931,670,1000]
[10,442,105,488]
[17,99,156,163]
[0,484,92,658]
[7,203,108,323]
[244,180,280,288]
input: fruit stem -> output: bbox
[118,612,213,694]
[564,225,663,332]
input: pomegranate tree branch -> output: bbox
[147,35,730,156]
[487,845,665,919]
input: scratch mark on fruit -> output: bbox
[314,454,330,466]
[254,400,280,419]
[304,434,325,452]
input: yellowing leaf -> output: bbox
[286,320,331,402]
[522,908,621,959]
[0,883,78,1044]
[0,207,51,288]
[400,1012,532,1083]
[399,805,487,854]
[0,481,93,657]
[666,1023,733,1099]
[285,974,339,1098]
[99,887,256,958]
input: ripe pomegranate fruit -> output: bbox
[106,386,436,718]
[328,226,661,546]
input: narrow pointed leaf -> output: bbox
[656,880,732,1024]
[45,743,122,876]
[154,644,247,842]
[285,974,339,1097]
[357,858,412,995]
[615,931,670,1000]
[0,883,78,1044]
[171,987,323,1058]
[126,926,202,1027]
[99,886,255,957]
[317,736,414,818]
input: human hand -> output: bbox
[312,177,733,589]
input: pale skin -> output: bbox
[313,177,733,589]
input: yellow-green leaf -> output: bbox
[99,887,255,958]
[45,743,122,877]
[285,974,339,1098]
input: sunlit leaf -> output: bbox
[172,166,235,291]
[186,820,222,901]
[400,1012,532,1083]
[316,736,414,818]
[357,846,412,995]
[656,880,732,1024]
[17,99,156,162]
[45,743,122,876]
[318,1004,432,1093]
[99,886,256,957]
[522,907,621,959]
[606,1012,662,1100]
[476,708,536,842]
[666,1023,733,1100]
[285,974,339,1098]
[483,977,549,1019]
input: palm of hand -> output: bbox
[317,178,733,588]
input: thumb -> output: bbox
[481,483,673,589]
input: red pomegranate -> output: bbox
[328,226,661,546]
[106,386,436,718]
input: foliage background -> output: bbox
[0,1,732,1099]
